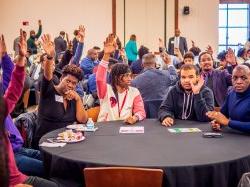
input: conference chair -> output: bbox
[86,106,100,122]
[84,167,163,187]
[144,99,163,118]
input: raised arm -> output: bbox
[41,34,56,81]
[96,34,116,99]
[192,78,214,122]
[4,30,26,114]
[35,20,42,39]
[0,35,14,91]
[71,25,85,66]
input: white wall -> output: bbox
[0,0,219,55]
[117,0,219,53]
[0,0,112,56]
[117,0,165,52]
[178,0,219,53]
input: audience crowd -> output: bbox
[1,21,250,187]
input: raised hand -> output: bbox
[41,34,55,58]
[174,47,183,61]
[161,52,171,65]
[38,20,42,26]
[104,34,116,55]
[159,38,164,48]
[191,40,195,47]
[16,29,27,67]
[77,25,85,43]
[65,33,70,45]
[226,48,237,65]
[0,34,7,59]
[206,45,213,55]
[191,76,204,94]
[18,29,27,57]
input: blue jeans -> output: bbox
[15,147,45,177]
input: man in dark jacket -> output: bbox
[54,31,67,57]
[158,64,214,126]
[199,51,232,107]
[207,65,250,133]
[168,28,188,56]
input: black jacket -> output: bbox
[158,82,214,122]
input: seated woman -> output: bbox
[96,34,146,124]
[207,65,250,133]
[33,34,88,149]
[1,30,57,187]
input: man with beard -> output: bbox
[207,65,250,133]
[199,51,232,107]
[158,64,214,126]
[27,20,42,55]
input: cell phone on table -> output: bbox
[202,132,223,138]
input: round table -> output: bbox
[40,119,250,187]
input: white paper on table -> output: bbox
[39,142,66,147]
[119,126,144,134]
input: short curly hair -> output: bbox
[62,64,83,81]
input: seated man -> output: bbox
[199,51,232,107]
[96,34,146,124]
[158,64,214,126]
[207,65,250,133]
[80,48,99,79]
[131,53,178,101]
[33,34,88,149]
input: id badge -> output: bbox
[55,95,63,103]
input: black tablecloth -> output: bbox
[40,119,250,187]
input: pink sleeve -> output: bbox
[133,94,146,121]
[96,60,109,99]
[4,65,25,115]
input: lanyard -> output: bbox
[117,90,128,117]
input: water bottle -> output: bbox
[86,118,94,129]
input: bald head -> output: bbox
[233,64,250,74]
[232,65,250,93]
[142,53,156,69]
[87,49,98,61]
